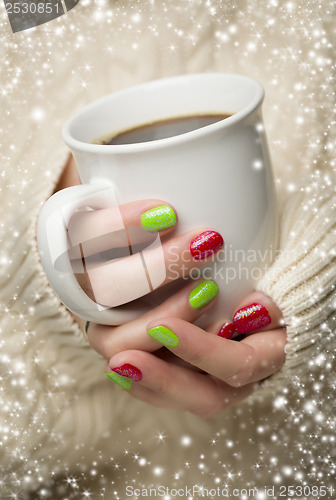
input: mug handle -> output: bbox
[37,183,151,325]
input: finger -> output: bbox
[213,291,285,338]
[145,317,286,387]
[231,291,284,333]
[87,279,219,359]
[102,359,183,410]
[106,350,254,417]
[68,200,177,259]
[83,228,223,306]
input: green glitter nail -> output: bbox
[147,325,179,347]
[189,280,219,309]
[105,371,132,390]
[141,205,177,232]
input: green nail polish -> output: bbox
[189,280,219,309]
[141,205,177,232]
[105,371,132,390]
[147,325,179,347]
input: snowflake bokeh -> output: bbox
[0,0,335,498]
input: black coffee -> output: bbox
[94,113,231,145]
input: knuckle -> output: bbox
[190,388,224,418]
[187,347,210,367]
[225,348,257,387]
[153,373,172,397]
[87,324,119,358]
[191,399,224,419]
[225,372,250,388]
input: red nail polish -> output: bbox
[112,363,142,381]
[190,231,224,260]
[233,303,271,334]
[217,322,235,339]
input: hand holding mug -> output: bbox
[51,160,286,416]
[101,289,286,417]
[73,196,286,416]
[65,195,286,416]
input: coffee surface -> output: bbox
[94,113,231,145]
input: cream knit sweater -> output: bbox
[0,0,335,497]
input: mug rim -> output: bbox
[62,72,264,155]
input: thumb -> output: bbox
[230,291,285,335]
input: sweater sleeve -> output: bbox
[253,174,336,394]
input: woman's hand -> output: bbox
[71,201,286,417]
[56,157,286,417]
[103,288,286,417]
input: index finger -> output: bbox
[68,199,177,259]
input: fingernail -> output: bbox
[105,371,132,390]
[141,205,177,232]
[147,325,179,347]
[233,303,271,334]
[190,230,224,260]
[217,322,235,339]
[189,280,219,310]
[111,363,142,382]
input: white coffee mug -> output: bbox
[37,73,278,326]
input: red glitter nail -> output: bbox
[112,363,142,381]
[190,230,224,260]
[217,322,235,339]
[233,303,271,334]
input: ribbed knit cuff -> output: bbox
[252,178,336,396]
